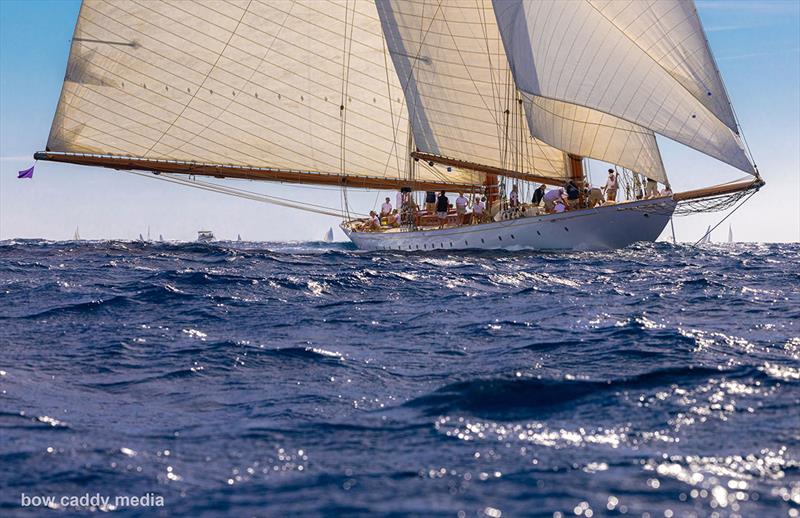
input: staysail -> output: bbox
[41,0,485,190]
[493,0,755,175]
[376,0,566,179]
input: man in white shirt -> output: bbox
[455,192,468,225]
[472,197,485,224]
[380,197,392,224]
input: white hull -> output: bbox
[343,198,676,252]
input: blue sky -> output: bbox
[1,0,798,242]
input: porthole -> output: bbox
[498,236,503,241]
[481,238,485,243]
[537,230,541,236]
[465,241,468,246]
[450,242,453,247]
[564,227,569,232]
[644,213,650,218]
[511,234,515,239]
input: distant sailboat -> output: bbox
[72,227,80,241]
[138,233,145,242]
[323,227,334,243]
[159,234,164,242]
[701,225,712,244]
[237,234,242,242]
[728,225,734,244]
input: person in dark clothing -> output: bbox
[566,180,580,209]
[436,191,449,228]
[425,191,437,214]
[532,184,546,206]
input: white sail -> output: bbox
[324,227,334,242]
[375,0,566,178]
[702,225,712,244]
[493,0,755,175]
[728,225,733,244]
[46,0,483,187]
[522,94,667,183]
[73,227,80,241]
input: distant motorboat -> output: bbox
[197,230,215,243]
[323,227,334,242]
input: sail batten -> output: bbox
[494,0,755,176]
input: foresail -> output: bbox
[522,94,667,183]
[375,0,566,179]
[493,0,756,175]
[46,0,483,187]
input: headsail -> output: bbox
[493,0,755,175]
[42,0,484,189]
[376,0,566,179]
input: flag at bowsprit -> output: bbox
[17,165,34,178]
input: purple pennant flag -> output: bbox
[17,165,34,179]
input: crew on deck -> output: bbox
[357,176,673,232]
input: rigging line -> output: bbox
[124,170,365,218]
[154,0,296,159]
[692,189,757,246]
[139,0,253,158]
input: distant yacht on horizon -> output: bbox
[197,230,215,243]
[701,225,712,244]
[728,225,734,244]
[323,227,334,243]
[72,227,80,241]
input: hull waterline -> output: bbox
[342,198,676,252]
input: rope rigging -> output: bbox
[124,170,366,219]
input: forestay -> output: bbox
[45,0,483,187]
[494,0,755,175]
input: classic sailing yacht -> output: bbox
[35,0,763,251]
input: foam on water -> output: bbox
[0,240,798,516]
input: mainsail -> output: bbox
[493,0,756,175]
[42,0,485,190]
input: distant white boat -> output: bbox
[700,225,712,244]
[237,234,242,242]
[72,227,81,241]
[197,230,215,242]
[728,225,734,244]
[323,227,334,242]
[159,234,164,242]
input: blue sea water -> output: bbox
[0,240,798,517]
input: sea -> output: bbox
[0,240,798,517]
